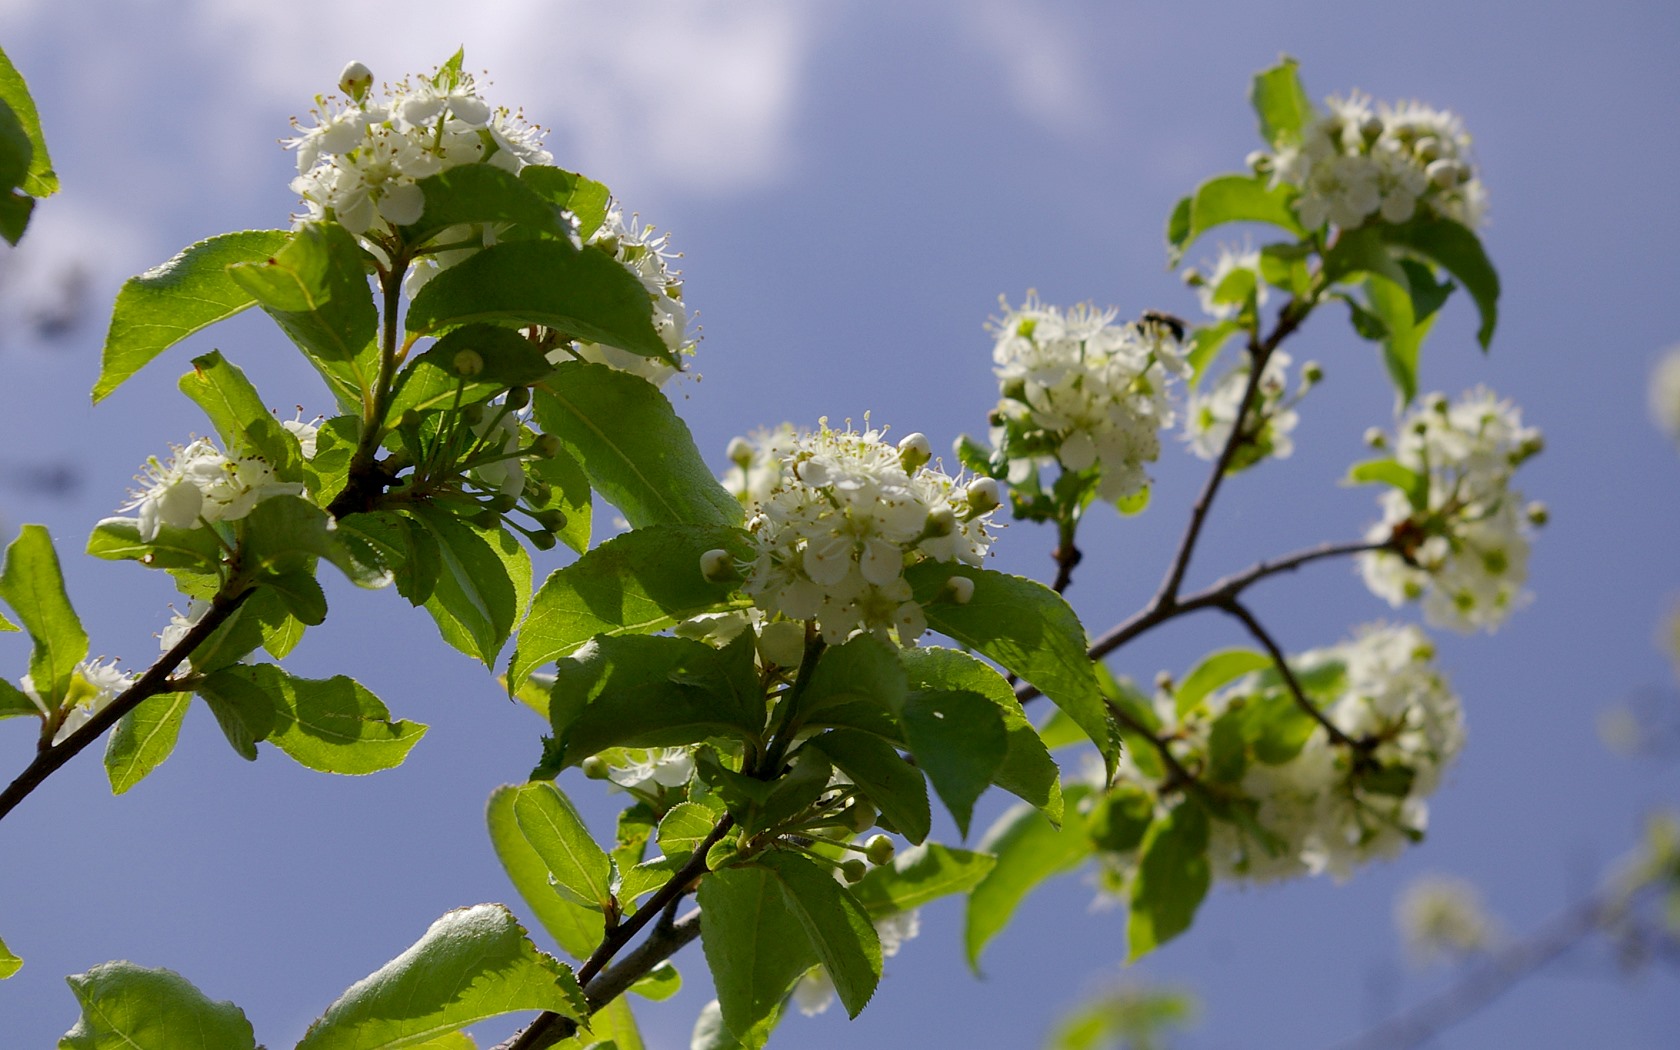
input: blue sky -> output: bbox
[1,2,1677,1047]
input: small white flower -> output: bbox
[21,658,136,746]
[605,748,695,791]
[1397,874,1498,966]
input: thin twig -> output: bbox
[1218,598,1360,750]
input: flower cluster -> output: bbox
[1396,874,1499,966]
[288,60,550,236]
[1359,388,1543,633]
[1254,92,1486,232]
[22,658,135,746]
[1098,624,1462,893]
[725,420,998,646]
[123,435,308,542]
[985,296,1188,503]
[566,205,694,387]
[1182,351,1303,468]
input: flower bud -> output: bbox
[452,349,485,377]
[756,619,806,668]
[923,506,956,538]
[846,800,877,835]
[528,530,558,551]
[1426,159,1464,190]
[505,386,532,410]
[487,493,519,513]
[897,432,932,471]
[726,436,754,467]
[526,480,553,505]
[1414,135,1442,162]
[942,575,975,605]
[1245,149,1273,175]
[338,61,374,101]
[472,508,502,529]
[399,408,424,430]
[700,548,737,583]
[864,834,895,866]
[581,756,611,779]
[532,433,562,459]
[533,508,568,532]
[1154,670,1175,694]
[1525,501,1549,527]
[461,403,486,426]
[1359,114,1385,144]
[1363,427,1388,449]
[840,859,868,883]
[965,476,1003,515]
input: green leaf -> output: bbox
[177,350,299,476]
[556,996,644,1050]
[1250,56,1315,149]
[510,524,751,688]
[86,516,225,573]
[59,962,255,1050]
[1127,801,1212,960]
[1166,174,1305,263]
[104,691,191,795]
[690,998,774,1050]
[1173,648,1270,718]
[797,633,908,737]
[1185,319,1241,389]
[486,784,605,959]
[389,325,555,418]
[0,525,87,708]
[196,664,425,774]
[1346,457,1429,513]
[851,843,996,917]
[526,441,593,554]
[808,730,930,845]
[1381,217,1499,349]
[1243,692,1319,765]
[95,230,291,402]
[901,689,1007,838]
[226,222,380,411]
[409,507,528,666]
[533,364,742,530]
[0,608,14,631]
[1364,265,1446,405]
[262,568,328,626]
[698,865,819,1045]
[907,562,1115,776]
[538,634,763,774]
[407,240,666,358]
[965,787,1093,971]
[0,676,35,720]
[242,495,392,589]
[0,188,32,245]
[0,47,54,198]
[0,99,30,199]
[511,780,615,910]
[899,646,1063,822]
[520,167,611,239]
[1089,785,1155,854]
[657,802,719,857]
[628,961,682,1001]
[295,904,586,1050]
[0,933,19,979]
[402,164,576,246]
[757,852,881,1019]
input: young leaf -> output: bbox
[94,229,290,402]
[0,524,88,707]
[196,664,425,775]
[60,962,256,1050]
[965,787,1094,971]
[797,633,909,733]
[86,516,226,573]
[177,350,299,477]
[486,784,605,959]
[1173,648,1271,718]
[1382,217,1499,349]
[0,47,55,198]
[807,730,931,845]
[510,524,751,688]
[899,646,1063,822]
[402,164,576,246]
[1166,174,1305,263]
[406,506,528,665]
[900,689,1007,838]
[851,843,997,917]
[0,676,36,720]
[629,960,683,1001]
[295,904,587,1050]
[538,634,763,774]
[520,166,611,239]
[1364,269,1441,405]
[1250,56,1315,149]
[407,240,666,357]
[1089,785,1155,853]
[906,562,1116,775]
[104,691,191,795]
[698,865,819,1045]
[511,780,615,910]
[658,802,720,858]
[1346,458,1429,513]
[0,933,19,979]
[1128,801,1212,960]
[557,995,645,1050]
[533,364,743,530]
[757,851,882,1018]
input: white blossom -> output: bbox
[123,437,303,541]
[1396,874,1498,966]
[1182,351,1298,466]
[564,205,694,387]
[21,658,136,746]
[604,747,696,791]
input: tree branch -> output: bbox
[1218,598,1360,751]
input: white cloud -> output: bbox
[957,0,1101,136]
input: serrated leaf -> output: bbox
[520,167,610,239]
[1089,785,1155,853]
[59,962,255,1050]
[486,784,605,959]
[178,350,299,476]
[95,230,290,402]
[0,188,32,245]
[657,802,719,857]
[1173,648,1270,718]
[808,730,930,845]
[901,689,1006,838]
[1250,56,1315,149]
[628,961,682,1002]
[401,164,576,247]
[0,48,54,198]
[241,495,392,589]
[510,524,751,688]
[907,562,1115,775]
[410,507,528,666]
[757,852,881,1018]
[533,365,742,530]
[965,787,1093,971]
[851,843,996,917]
[407,240,665,357]
[798,633,908,733]
[1381,217,1499,349]
[511,780,615,910]
[104,691,191,795]
[1127,801,1212,960]
[295,904,586,1050]
[196,663,424,774]
[0,525,87,708]
[899,646,1062,823]
[1166,174,1305,262]
[699,865,819,1044]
